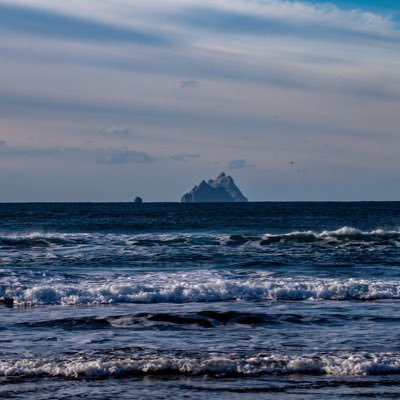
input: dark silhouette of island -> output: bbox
[134,196,143,203]
[181,172,248,203]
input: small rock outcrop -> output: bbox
[134,196,143,203]
[181,172,248,203]
[0,297,14,308]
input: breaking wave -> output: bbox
[0,227,399,250]
[0,232,93,248]
[2,351,400,379]
[259,227,400,244]
[2,271,400,306]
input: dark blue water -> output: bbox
[1,202,400,399]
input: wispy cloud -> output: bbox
[3,0,397,48]
[99,125,132,139]
[0,3,170,45]
[95,148,154,164]
[177,0,396,35]
[228,159,255,169]
[0,144,155,165]
[170,153,200,162]
[0,145,81,158]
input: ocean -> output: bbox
[1,202,400,399]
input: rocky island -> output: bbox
[181,172,248,203]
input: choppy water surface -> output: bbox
[1,202,400,399]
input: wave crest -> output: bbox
[2,351,400,379]
[1,226,399,250]
[260,226,400,244]
[2,272,400,306]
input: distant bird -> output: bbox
[290,161,294,165]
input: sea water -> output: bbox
[1,202,400,399]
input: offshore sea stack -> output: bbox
[181,172,248,203]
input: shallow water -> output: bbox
[1,202,400,398]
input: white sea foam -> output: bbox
[0,226,399,248]
[262,226,400,242]
[2,271,400,306]
[1,352,400,378]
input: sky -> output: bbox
[0,0,399,202]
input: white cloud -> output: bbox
[0,0,396,40]
[228,159,255,169]
[0,143,155,165]
[99,125,132,138]
[170,153,200,162]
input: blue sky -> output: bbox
[320,1,400,15]
[0,0,399,201]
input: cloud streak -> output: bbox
[228,159,254,169]
[99,125,133,139]
[95,148,154,164]
[178,6,397,44]
[0,3,169,45]
[170,153,200,162]
[0,144,155,165]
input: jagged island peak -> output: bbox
[181,172,248,203]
